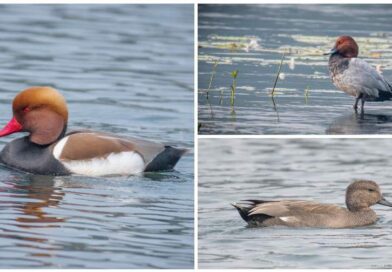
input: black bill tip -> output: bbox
[378,197,392,207]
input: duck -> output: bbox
[324,36,392,114]
[232,180,392,228]
[0,86,187,176]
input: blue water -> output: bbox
[0,4,194,268]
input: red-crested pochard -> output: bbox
[0,86,187,176]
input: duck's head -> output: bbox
[345,179,392,211]
[0,86,68,145]
[324,35,359,58]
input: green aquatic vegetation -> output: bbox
[271,53,285,96]
[230,70,239,110]
[206,60,219,99]
[269,53,285,122]
[199,35,261,52]
[304,85,310,104]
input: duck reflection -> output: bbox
[326,112,392,134]
[12,174,66,226]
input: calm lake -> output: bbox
[198,4,392,135]
[198,138,392,268]
[0,4,194,269]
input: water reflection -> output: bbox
[326,112,392,134]
[14,175,65,226]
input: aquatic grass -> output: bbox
[271,52,285,96]
[206,60,219,99]
[269,52,285,122]
[304,85,310,104]
[203,60,218,119]
[230,69,238,108]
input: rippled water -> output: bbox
[199,138,392,268]
[0,4,194,268]
[198,4,392,134]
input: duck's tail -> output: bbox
[377,81,392,101]
[145,146,188,172]
[231,200,274,225]
[231,202,252,222]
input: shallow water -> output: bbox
[0,4,194,269]
[198,138,392,268]
[198,4,392,135]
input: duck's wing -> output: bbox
[340,58,392,99]
[52,131,186,174]
[248,200,344,218]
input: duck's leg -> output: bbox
[360,98,365,116]
[353,93,363,112]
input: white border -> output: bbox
[199,135,392,139]
[194,3,199,270]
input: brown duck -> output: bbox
[232,180,392,228]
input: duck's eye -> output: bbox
[368,189,375,192]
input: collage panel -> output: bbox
[198,4,392,135]
[0,4,194,269]
[198,138,392,268]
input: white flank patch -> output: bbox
[53,136,69,159]
[279,216,296,222]
[61,151,145,176]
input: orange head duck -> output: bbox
[325,35,392,113]
[0,86,186,176]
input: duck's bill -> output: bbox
[0,116,23,137]
[377,197,392,207]
[323,48,337,56]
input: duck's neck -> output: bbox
[329,53,350,75]
[30,124,68,147]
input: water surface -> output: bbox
[198,4,392,134]
[0,4,194,268]
[199,138,392,268]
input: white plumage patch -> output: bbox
[60,151,145,176]
[279,216,296,222]
[53,136,69,159]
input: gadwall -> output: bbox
[232,180,392,228]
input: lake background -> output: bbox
[0,4,194,269]
[198,4,392,135]
[199,138,392,268]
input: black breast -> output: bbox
[0,137,70,175]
